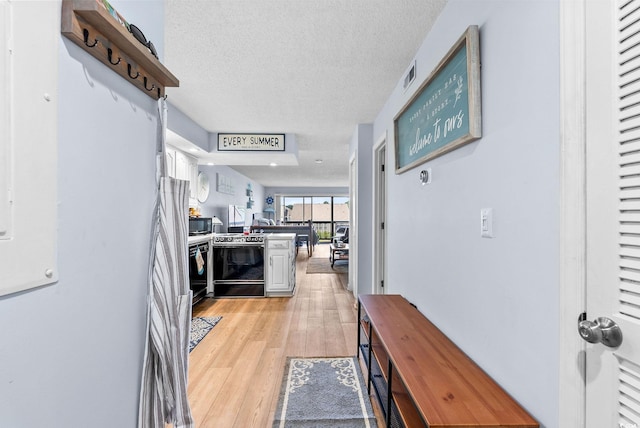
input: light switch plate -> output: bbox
[480,208,493,238]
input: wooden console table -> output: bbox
[357,294,538,428]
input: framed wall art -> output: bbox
[394,25,481,174]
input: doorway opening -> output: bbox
[373,136,387,295]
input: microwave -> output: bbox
[189,217,213,235]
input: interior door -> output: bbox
[373,139,386,294]
[585,1,640,425]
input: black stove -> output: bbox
[211,233,266,298]
[213,234,265,245]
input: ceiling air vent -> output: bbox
[403,60,416,92]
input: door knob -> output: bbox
[578,316,623,348]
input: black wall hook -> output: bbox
[107,48,121,65]
[144,77,155,91]
[127,63,139,79]
[82,29,98,48]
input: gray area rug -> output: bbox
[189,316,221,353]
[306,257,348,274]
[273,357,377,428]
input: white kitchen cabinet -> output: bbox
[165,147,176,177]
[167,146,198,202]
[175,150,189,181]
[265,234,296,296]
[187,157,198,200]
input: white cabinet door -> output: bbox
[175,151,188,181]
[165,147,176,178]
[188,157,198,200]
[171,149,198,201]
[268,252,289,292]
[265,235,296,296]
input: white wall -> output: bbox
[164,106,268,228]
[368,1,560,426]
[168,103,209,150]
[0,1,164,426]
[349,124,374,293]
[197,165,266,230]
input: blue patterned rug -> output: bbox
[273,357,377,427]
[189,316,222,353]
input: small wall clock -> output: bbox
[197,171,210,202]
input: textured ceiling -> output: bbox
[164,0,447,187]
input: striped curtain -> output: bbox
[138,98,194,428]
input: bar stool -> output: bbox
[297,234,310,256]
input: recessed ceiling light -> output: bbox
[189,148,198,152]
[207,162,214,166]
[270,162,277,167]
[315,159,323,164]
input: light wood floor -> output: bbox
[188,243,359,427]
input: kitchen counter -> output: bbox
[188,233,213,245]
[189,232,291,245]
[187,233,296,299]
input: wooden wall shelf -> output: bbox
[61,0,179,99]
[357,294,539,428]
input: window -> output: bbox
[280,195,349,241]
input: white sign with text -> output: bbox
[218,133,285,151]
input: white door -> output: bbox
[584,1,640,425]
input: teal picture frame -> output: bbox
[394,26,481,174]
